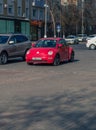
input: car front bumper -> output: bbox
[26,56,54,64]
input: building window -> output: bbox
[17,0,22,17]
[39,9,44,20]
[25,0,29,18]
[26,8,29,18]
[33,9,37,18]
[8,5,13,15]
[18,6,21,16]
[0,3,3,14]
[0,0,3,14]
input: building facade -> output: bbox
[30,0,45,40]
[0,0,47,40]
[0,0,30,37]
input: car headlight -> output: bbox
[48,51,53,55]
[26,50,30,55]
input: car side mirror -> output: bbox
[9,40,15,44]
[32,43,36,47]
[58,44,63,48]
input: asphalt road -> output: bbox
[0,43,96,130]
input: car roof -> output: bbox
[89,34,96,36]
[77,34,87,36]
[0,33,26,36]
[39,37,63,41]
[66,35,76,37]
[0,33,12,36]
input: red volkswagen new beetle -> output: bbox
[26,37,75,66]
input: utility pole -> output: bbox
[81,0,84,35]
[44,0,47,38]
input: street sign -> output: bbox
[57,25,61,29]
[56,25,61,32]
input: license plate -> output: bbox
[32,57,42,60]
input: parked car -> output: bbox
[87,34,96,40]
[77,34,87,42]
[86,36,96,50]
[65,35,79,44]
[0,33,31,64]
[26,37,75,66]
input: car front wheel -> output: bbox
[69,51,74,62]
[0,52,8,64]
[89,44,96,50]
[53,54,60,66]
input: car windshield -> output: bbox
[77,34,87,37]
[0,36,9,44]
[89,35,96,38]
[67,36,75,38]
[35,40,56,48]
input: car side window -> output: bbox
[15,35,28,43]
[0,36,9,44]
[59,39,67,46]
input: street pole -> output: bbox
[82,0,84,35]
[44,0,47,38]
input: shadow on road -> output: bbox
[26,59,80,67]
[0,89,96,130]
[7,58,24,64]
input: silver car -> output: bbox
[77,34,87,42]
[65,35,79,44]
[0,33,32,64]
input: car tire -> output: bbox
[89,44,96,50]
[53,54,60,66]
[69,51,74,62]
[74,41,77,44]
[75,40,79,44]
[27,62,32,65]
[22,49,29,61]
[0,52,8,64]
[22,55,26,61]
